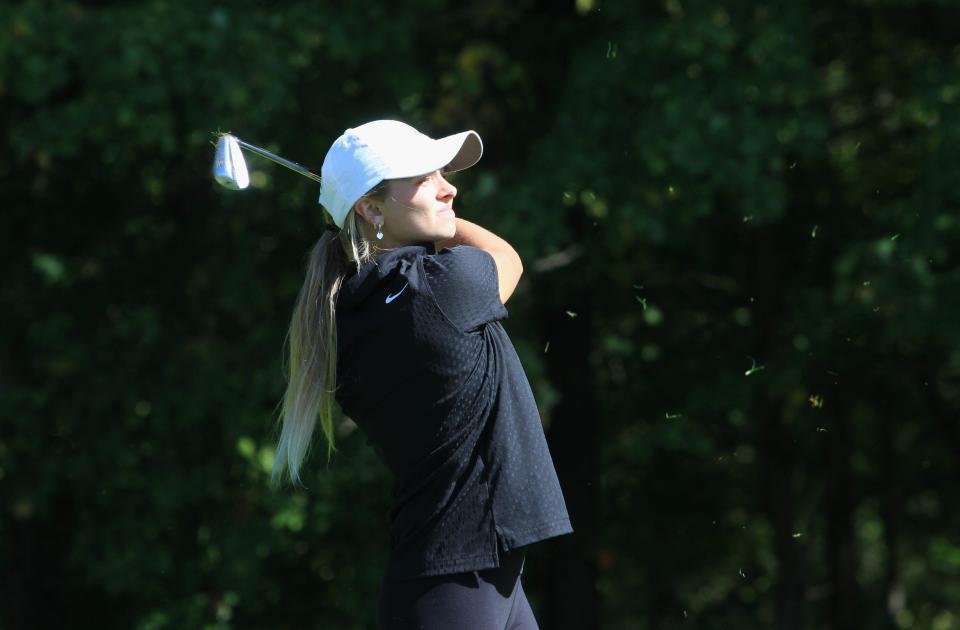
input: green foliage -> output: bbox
[2,0,959,628]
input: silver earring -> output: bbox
[375,222,384,240]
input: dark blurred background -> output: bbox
[3,0,959,628]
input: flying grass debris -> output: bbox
[633,284,648,310]
[744,356,765,376]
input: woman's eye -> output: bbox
[414,170,449,186]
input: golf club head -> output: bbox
[213,134,249,190]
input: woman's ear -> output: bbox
[353,198,377,224]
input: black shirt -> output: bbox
[335,241,573,580]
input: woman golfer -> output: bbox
[271,120,573,629]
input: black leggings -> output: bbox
[377,546,538,630]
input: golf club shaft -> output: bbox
[234,138,321,183]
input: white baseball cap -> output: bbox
[319,120,483,228]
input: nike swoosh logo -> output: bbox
[385,282,409,304]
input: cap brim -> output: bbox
[438,130,483,173]
[385,130,483,179]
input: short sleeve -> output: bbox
[421,245,509,332]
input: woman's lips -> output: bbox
[440,205,455,216]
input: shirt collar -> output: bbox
[339,241,436,310]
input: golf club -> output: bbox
[213,132,321,190]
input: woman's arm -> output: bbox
[435,218,523,304]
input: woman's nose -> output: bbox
[438,174,456,200]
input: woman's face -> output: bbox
[358,169,458,249]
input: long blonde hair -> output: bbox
[270,181,390,489]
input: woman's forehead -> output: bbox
[393,170,440,185]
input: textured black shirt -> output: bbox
[334,241,573,580]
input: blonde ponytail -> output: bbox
[270,184,389,489]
